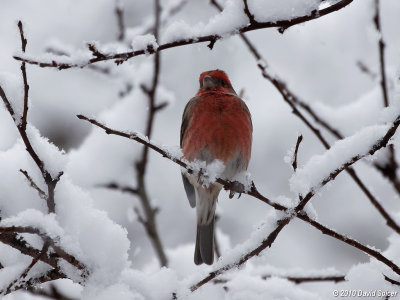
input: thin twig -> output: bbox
[374,0,389,107]
[0,21,64,214]
[14,0,354,69]
[115,0,125,41]
[18,21,29,131]
[19,169,48,200]
[134,0,168,267]
[2,241,50,295]
[292,135,303,171]
[356,60,377,79]
[0,226,87,273]
[2,268,68,296]
[27,283,78,300]
[373,0,399,193]
[98,182,139,195]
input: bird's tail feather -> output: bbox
[194,217,215,265]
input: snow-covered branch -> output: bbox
[210,0,400,235]
[77,112,400,294]
[0,21,63,214]
[12,0,353,70]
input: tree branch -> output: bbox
[0,21,64,214]
[2,240,50,295]
[13,0,353,69]
[134,0,168,267]
[2,268,68,296]
[77,113,400,290]
[98,182,139,195]
[115,0,125,41]
[209,1,400,234]
[19,169,48,200]
[0,226,87,273]
[292,134,303,171]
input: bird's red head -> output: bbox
[198,69,235,94]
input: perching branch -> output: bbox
[77,113,400,290]
[209,0,400,235]
[13,0,353,69]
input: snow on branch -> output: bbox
[0,21,89,294]
[210,0,400,235]
[0,21,63,214]
[13,0,353,70]
[77,113,400,293]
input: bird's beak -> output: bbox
[202,75,218,90]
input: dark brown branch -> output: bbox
[297,213,400,276]
[19,169,48,200]
[0,226,87,273]
[18,21,29,131]
[77,114,283,210]
[0,86,16,121]
[243,0,255,24]
[3,268,68,296]
[214,274,346,285]
[77,114,400,290]
[207,1,400,234]
[0,21,64,214]
[27,283,78,300]
[115,0,125,41]
[292,134,303,171]
[193,118,400,290]
[374,0,389,107]
[2,241,50,295]
[356,61,377,79]
[133,0,168,268]
[45,47,112,75]
[14,0,353,69]
[98,182,139,195]
[373,0,399,194]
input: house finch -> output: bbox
[180,69,252,265]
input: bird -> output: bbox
[180,69,252,265]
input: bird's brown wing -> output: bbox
[180,97,200,208]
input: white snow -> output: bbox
[290,124,390,195]
[0,72,24,124]
[247,0,321,23]
[131,34,158,53]
[26,125,67,179]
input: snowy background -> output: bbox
[1,0,400,299]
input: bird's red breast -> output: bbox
[181,91,252,164]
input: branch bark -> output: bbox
[134,0,168,268]
[77,113,400,291]
[13,0,353,69]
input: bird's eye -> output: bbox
[221,80,226,87]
